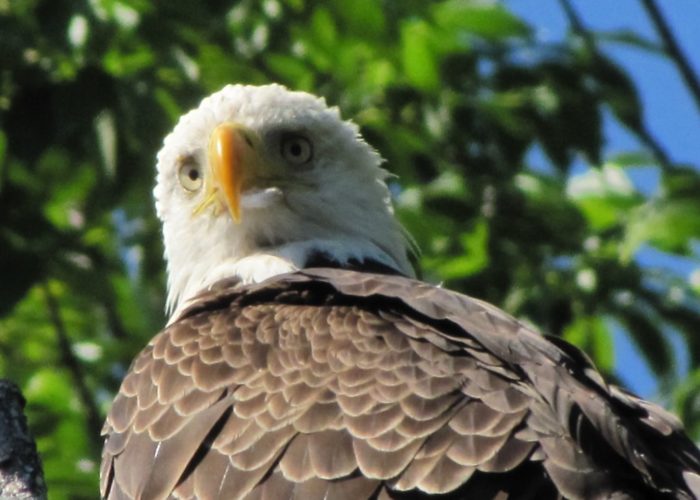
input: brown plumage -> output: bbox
[101,268,700,499]
[102,84,700,499]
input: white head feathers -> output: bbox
[154,84,414,317]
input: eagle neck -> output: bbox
[167,237,408,322]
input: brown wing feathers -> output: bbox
[101,269,700,499]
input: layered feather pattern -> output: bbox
[101,269,700,499]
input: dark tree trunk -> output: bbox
[0,380,47,499]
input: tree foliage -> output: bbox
[0,1,698,497]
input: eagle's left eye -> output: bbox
[177,155,203,192]
[281,135,313,165]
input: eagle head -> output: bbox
[153,84,414,315]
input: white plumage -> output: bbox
[153,84,413,316]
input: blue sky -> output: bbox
[507,0,700,398]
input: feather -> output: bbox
[102,83,700,498]
[103,270,700,499]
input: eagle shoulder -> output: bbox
[101,268,700,499]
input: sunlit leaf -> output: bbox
[95,110,117,177]
[68,15,90,49]
[25,369,75,413]
[400,19,439,91]
[311,7,337,48]
[567,164,641,230]
[102,44,154,76]
[691,269,700,296]
[623,198,700,260]
[432,0,530,40]
[425,169,468,198]
[607,151,655,167]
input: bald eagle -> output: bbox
[100,84,700,499]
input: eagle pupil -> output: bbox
[290,143,302,156]
[188,168,199,181]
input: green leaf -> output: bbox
[623,198,700,259]
[433,0,530,40]
[691,269,700,296]
[596,29,665,55]
[265,53,312,84]
[567,164,641,231]
[25,369,75,413]
[362,58,397,89]
[426,169,468,198]
[661,168,700,198]
[310,7,338,49]
[153,87,183,123]
[480,89,532,136]
[563,315,614,372]
[333,0,385,38]
[592,56,644,130]
[400,19,439,91]
[607,151,655,167]
[430,219,489,279]
[41,156,97,230]
[102,43,154,76]
[673,368,700,439]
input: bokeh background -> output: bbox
[1,1,699,497]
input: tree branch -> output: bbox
[41,283,103,454]
[639,0,700,112]
[557,0,674,170]
[0,380,47,499]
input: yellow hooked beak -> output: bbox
[197,123,258,223]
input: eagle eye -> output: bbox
[177,155,203,192]
[280,134,313,165]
